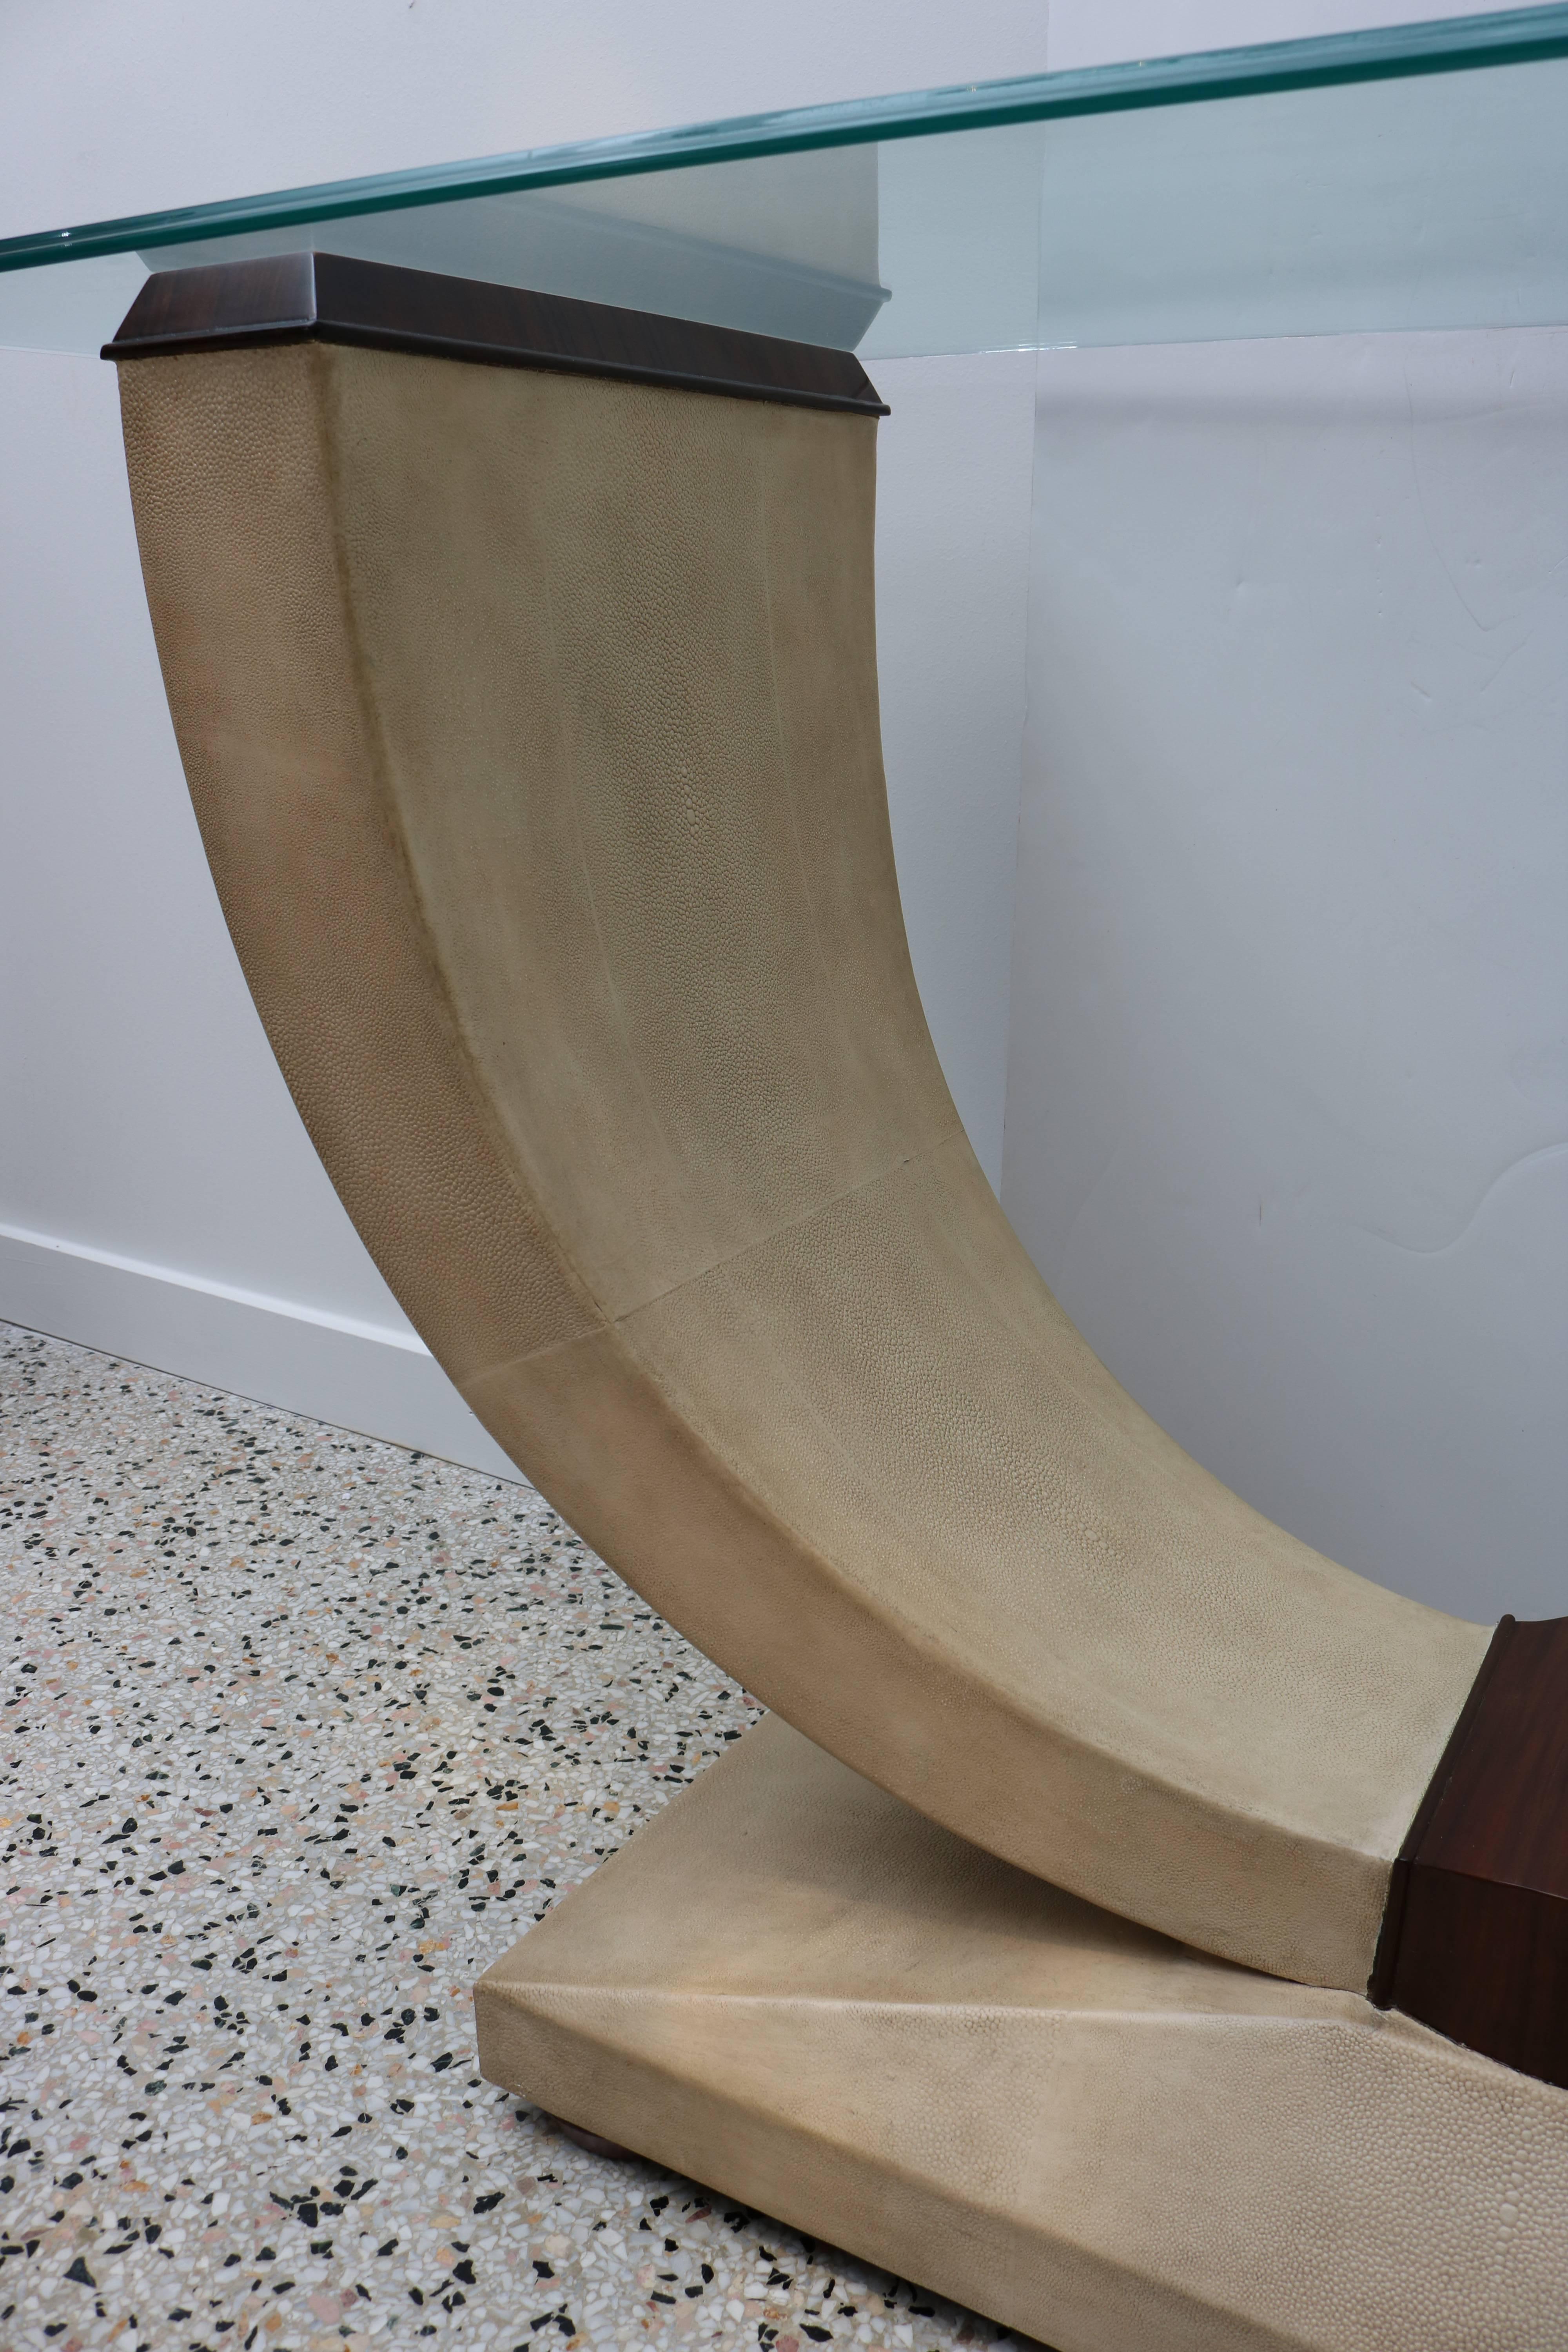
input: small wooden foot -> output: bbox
[541,2110,641,2163]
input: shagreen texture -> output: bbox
[112,321,1492,1994]
[478,1713,1568,2352]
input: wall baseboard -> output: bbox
[0,1221,522,1483]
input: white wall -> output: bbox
[877,353,1038,1186]
[1005,330,1567,1616]
[5,1,1525,233]
[2,1,1555,1623]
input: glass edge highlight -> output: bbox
[4,2,1568,276]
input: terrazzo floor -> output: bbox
[1,1324,1037,2352]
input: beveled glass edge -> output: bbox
[4,3,1567,277]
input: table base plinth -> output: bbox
[477,1717,1568,2352]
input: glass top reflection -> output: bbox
[2,5,1566,361]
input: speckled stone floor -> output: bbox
[1,1324,1033,2352]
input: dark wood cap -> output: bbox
[103,249,888,417]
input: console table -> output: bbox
[5,13,1566,2347]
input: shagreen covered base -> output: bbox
[477,1715,1568,2352]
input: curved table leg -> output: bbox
[107,257,1559,2057]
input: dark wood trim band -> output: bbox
[102,249,889,417]
[1371,1612,1568,2090]
[1368,1613,1515,2010]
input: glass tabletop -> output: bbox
[3,5,1566,361]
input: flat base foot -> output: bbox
[477,1716,1568,2352]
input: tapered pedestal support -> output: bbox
[477,1717,1568,2352]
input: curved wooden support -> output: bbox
[109,257,1495,2002]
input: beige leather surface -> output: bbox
[117,339,1490,1990]
[478,1715,1568,2352]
